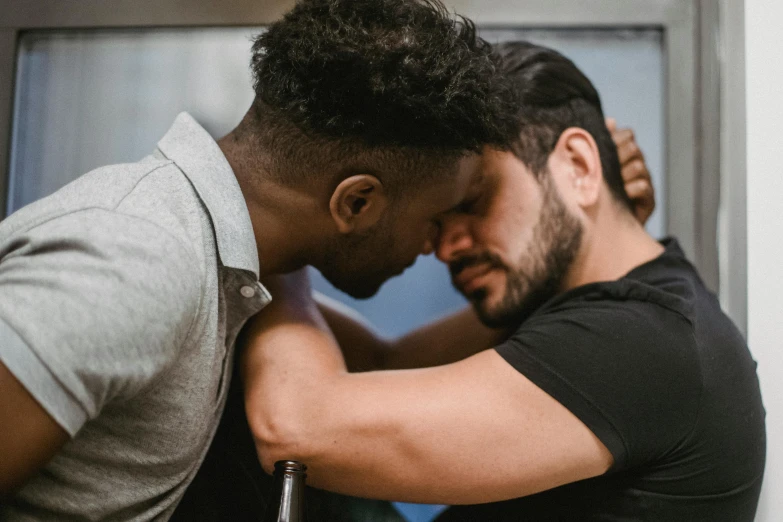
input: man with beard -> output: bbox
[0,1,525,519]
[240,42,766,521]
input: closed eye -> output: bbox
[451,194,481,215]
[458,197,479,213]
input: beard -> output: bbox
[452,177,583,328]
[316,213,402,299]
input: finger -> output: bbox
[605,117,617,133]
[620,160,650,186]
[611,128,635,147]
[628,183,655,225]
[617,140,644,166]
[624,178,654,202]
[635,201,655,225]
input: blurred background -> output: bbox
[0,0,779,520]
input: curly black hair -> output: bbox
[494,41,633,212]
[242,0,518,191]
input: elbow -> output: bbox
[247,402,318,475]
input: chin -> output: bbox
[471,289,528,329]
[466,283,498,309]
[324,272,387,299]
[473,301,508,329]
[341,283,384,300]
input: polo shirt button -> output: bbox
[240,286,256,298]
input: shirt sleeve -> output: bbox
[0,208,203,436]
[495,295,703,471]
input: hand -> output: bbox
[607,118,655,225]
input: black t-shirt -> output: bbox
[437,238,766,522]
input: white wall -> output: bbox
[745,0,783,518]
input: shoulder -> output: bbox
[500,281,703,403]
[0,207,205,327]
[1,156,184,238]
[495,281,704,469]
[520,277,697,351]
[2,153,209,279]
[501,286,702,396]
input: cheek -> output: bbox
[483,202,539,258]
[389,222,426,258]
[473,216,521,261]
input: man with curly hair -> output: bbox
[0,1,522,519]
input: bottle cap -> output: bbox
[274,460,307,473]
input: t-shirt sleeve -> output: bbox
[0,208,203,436]
[495,296,702,471]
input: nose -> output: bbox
[435,215,473,263]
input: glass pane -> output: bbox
[8,26,664,522]
[9,28,258,214]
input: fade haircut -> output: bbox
[244,0,518,194]
[494,41,633,211]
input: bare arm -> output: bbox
[380,306,509,369]
[244,274,612,505]
[0,361,69,497]
[315,293,508,371]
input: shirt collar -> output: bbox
[157,112,260,278]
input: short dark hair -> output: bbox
[493,41,633,211]
[244,0,518,192]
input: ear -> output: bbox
[329,175,389,234]
[552,127,603,209]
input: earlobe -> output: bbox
[329,175,387,234]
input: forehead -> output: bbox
[410,153,483,208]
[475,148,544,195]
[478,147,532,178]
[453,153,484,193]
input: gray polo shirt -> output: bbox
[0,113,271,521]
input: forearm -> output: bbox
[383,307,511,369]
[315,293,390,372]
[317,294,509,371]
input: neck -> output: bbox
[562,203,665,291]
[217,131,326,278]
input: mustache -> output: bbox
[449,252,505,278]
